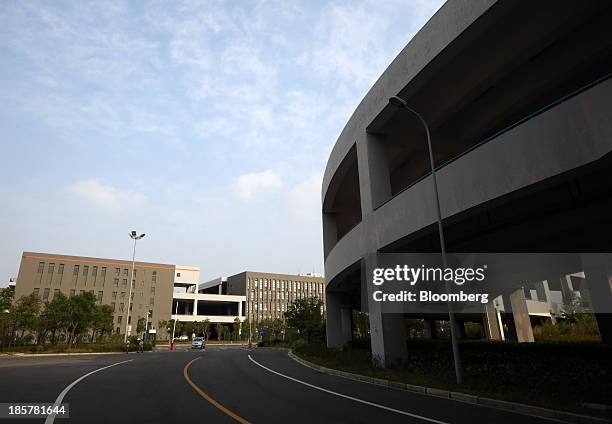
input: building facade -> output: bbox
[201,272,326,324]
[322,0,612,365]
[13,252,245,339]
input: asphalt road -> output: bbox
[0,346,564,424]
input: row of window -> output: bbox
[247,278,323,292]
[32,288,156,309]
[36,261,158,281]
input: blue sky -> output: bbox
[0,0,443,284]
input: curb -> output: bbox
[287,350,608,424]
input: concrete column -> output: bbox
[534,281,551,303]
[423,319,436,339]
[238,300,242,317]
[326,291,352,348]
[193,299,198,316]
[340,306,353,344]
[364,256,407,367]
[507,288,534,342]
[483,302,502,340]
[581,255,612,343]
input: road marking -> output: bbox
[45,359,133,424]
[247,354,448,424]
[183,356,252,424]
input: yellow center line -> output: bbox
[183,356,252,424]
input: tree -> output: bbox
[11,293,43,345]
[136,317,146,335]
[37,293,69,344]
[201,319,211,340]
[62,292,97,349]
[284,297,324,343]
[562,291,582,322]
[0,286,15,347]
[91,305,114,342]
[233,318,241,341]
[240,318,250,341]
[183,322,196,340]
[215,323,225,341]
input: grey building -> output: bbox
[322,0,612,366]
[201,272,326,324]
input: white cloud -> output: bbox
[287,174,322,223]
[232,170,282,201]
[68,179,148,213]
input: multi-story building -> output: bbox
[322,0,612,366]
[13,252,245,339]
[200,271,326,323]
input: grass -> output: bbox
[292,339,611,416]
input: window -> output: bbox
[120,303,125,312]
[121,292,126,299]
[33,288,40,296]
[150,287,155,295]
[83,265,89,276]
[92,266,98,277]
[115,268,120,276]
[54,289,60,296]
[58,264,64,274]
[37,262,45,273]
[111,302,116,311]
[176,272,181,277]
[43,288,50,300]
[117,316,122,323]
[70,289,75,297]
[73,265,79,275]
[123,269,129,276]
[114,278,119,287]
[149,297,155,306]
[101,267,106,278]
[152,271,157,282]
[48,263,55,274]
[112,291,117,300]
[122,279,127,288]
[97,291,103,302]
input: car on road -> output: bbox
[191,337,205,349]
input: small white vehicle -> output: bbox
[191,337,205,349]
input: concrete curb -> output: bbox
[287,350,608,424]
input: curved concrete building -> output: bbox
[322,0,612,364]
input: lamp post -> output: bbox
[124,230,145,343]
[171,301,179,350]
[143,309,151,342]
[389,96,463,384]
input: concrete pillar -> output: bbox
[453,319,465,339]
[506,288,534,343]
[193,299,198,316]
[326,291,352,348]
[340,306,352,344]
[581,256,612,343]
[365,256,407,367]
[238,300,242,317]
[534,281,551,303]
[423,319,436,339]
[483,303,502,340]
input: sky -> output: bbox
[0,0,444,285]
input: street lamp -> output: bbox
[143,309,152,342]
[389,95,463,384]
[124,231,145,343]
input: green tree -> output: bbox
[62,292,97,349]
[233,318,241,341]
[11,293,43,345]
[0,286,15,347]
[91,305,114,342]
[202,319,211,340]
[136,317,146,335]
[240,318,250,341]
[37,293,69,344]
[562,292,582,322]
[215,323,225,341]
[284,297,324,343]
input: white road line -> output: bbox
[45,359,133,424]
[247,355,448,424]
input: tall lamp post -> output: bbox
[124,230,145,343]
[389,96,463,384]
